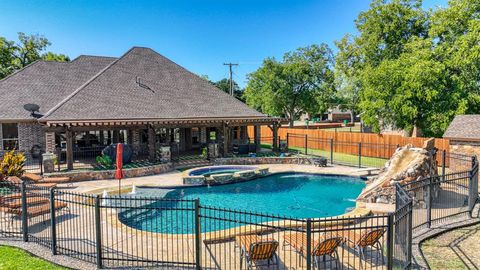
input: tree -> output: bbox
[335,0,453,136]
[244,44,335,127]
[213,78,244,101]
[0,32,69,79]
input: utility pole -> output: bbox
[223,63,238,96]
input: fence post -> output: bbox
[20,181,28,242]
[194,199,201,270]
[426,177,432,228]
[305,219,312,270]
[304,134,308,155]
[386,214,394,270]
[286,133,290,152]
[50,188,57,255]
[94,195,103,269]
[441,150,446,182]
[468,156,478,216]
[407,201,413,268]
[330,139,334,164]
[358,142,362,168]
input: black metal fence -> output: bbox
[401,157,478,236]
[0,157,478,269]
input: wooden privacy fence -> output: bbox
[247,126,450,163]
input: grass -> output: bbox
[421,224,480,269]
[0,245,67,270]
[258,143,387,167]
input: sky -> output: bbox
[0,0,447,87]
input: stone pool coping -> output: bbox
[96,171,371,242]
[86,170,368,194]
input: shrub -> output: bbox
[96,154,113,168]
[201,147,208,159]
[0,150,26,178]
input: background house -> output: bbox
[443,114,480,158]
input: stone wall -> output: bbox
[18,123,46,152]
[44,162,174,181]
[214,157,321,165]
[450,141,480,158]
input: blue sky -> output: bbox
[0,0,447,87]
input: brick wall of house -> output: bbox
[18,123,46,152]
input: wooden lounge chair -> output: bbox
[23,172,70,184]
[235,235,279,269]
[335,228,386,269]
[6,176,57,189]
[283,232,343,269]
[6,201,68,218]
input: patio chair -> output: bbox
[235,235,279,269]
[6,201,69,218]
[22,172,71,184]
[335,228,386,269]
[283,232,343,269]
[6,176,57,189]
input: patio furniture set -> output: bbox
[234,228,386,269]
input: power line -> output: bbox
[223,62,238,96]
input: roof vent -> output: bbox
[135,76,154,93]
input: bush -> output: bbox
[0,150,26,178]
[96,155,113,168]
[201,147,208,159]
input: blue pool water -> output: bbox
[188,166,256,177]
[119,173,365,234]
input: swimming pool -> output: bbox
[187,165,257,177]
[119,173,365,234]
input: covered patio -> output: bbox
[42,117,284,171]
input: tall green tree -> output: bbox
[213,78,244,101]
[0,32,69,79]
[335,0,480,137]
[244,44,335,127]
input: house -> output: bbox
[0,47,284,170]
[443,114,480,158]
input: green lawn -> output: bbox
[0,246,67,270]
[277,145,388,168]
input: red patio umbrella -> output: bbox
[115,143,123,195]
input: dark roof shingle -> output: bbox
[443,115,480,140]
[0,55,117,120]
[42,47,264,121]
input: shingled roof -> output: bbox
[443,115,480,140]
[39,47,265,123]
[0,55,117,120]
[0,47,268,124]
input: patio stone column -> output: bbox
[45,132,55,153]
[131,129,141,155]
[254,125,260,152]
[148,126,156,161]
[179,128,186,152]
[200,127,207,144]
[66,129,74,170]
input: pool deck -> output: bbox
[60,164,374,195]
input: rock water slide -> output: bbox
[357,139,437,204]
